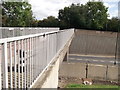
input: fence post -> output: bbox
[114,32,118,65]
[86,63,88,78]
[105,65,108,81]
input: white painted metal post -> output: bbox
[21,40,23,88]
[27,39,30,87]
[18,41,20,88]
[10,42,13,88]
[24,39,27,88]
[0,45,2,90]
[29,38,31,86]
[3,42,8,88]
[14,41,17,88]
[31,38,33,83]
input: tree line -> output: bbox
[2,1,120,32]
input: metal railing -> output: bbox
[0,28,74,89]
[0,27,59,39]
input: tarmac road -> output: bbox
[68,54,119,66]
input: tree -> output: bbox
[2,1,35,27]
[38,16,59,27]
[59,4,86,29]
[85,2,108,29]
[106,17,120,32]
[58,2,108,30]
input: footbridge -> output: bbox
[0,27,74,88]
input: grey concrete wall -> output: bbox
[59,62,118,82]
[59,63,86,78]
[41,59,59,88]
[70,29,117,56]
[88,64,107,80]
[107,66,118,81]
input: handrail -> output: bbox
[0,28,74,89]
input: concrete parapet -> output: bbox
[59,62,118,82]
[59,63,86,78]
[88,64,106,80]
[107,66,118,81]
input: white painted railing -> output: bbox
[0,27,59,39]
[0,28,74,89]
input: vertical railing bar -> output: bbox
[27,38,30,87]
[3,42,8,88]
[24,39,26,88]
[18,40,20,88]
[0,44,2,90]
[28,38,31,87]
[43,36,45,69]
[39,37,41,74]
[34,37,36,80]
[21,40,23,88]
[38,37,40,74]
[47,35,49,64]
[37,37,39,77]
[33,37,35,79]
[26,39,28,87]
[31,37,33,83]
[30,37,32,85]
[10,42,13,88]
[39,37,43,74]
[14,41,17,88]
[46,35,47,65]
[33,37,35,80]
[29,38,31,86]
[31,37,33,85]
[35,37,37,78]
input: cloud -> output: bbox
[103,0,119,3]
[29,0,72,20]
[29,0,119,20]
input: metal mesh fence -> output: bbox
[0,27,59,39]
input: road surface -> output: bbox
[68,54,119,66]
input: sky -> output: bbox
[29,0,119,20]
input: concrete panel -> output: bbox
[107,66,118,81]
[59,62,86,78]
[88,64,107,80]
[59,62,118,82]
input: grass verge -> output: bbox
[66,84,119,89]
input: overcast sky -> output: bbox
[29,0,119,20]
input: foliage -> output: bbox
[38,16,59,27]
[105,17,120,32]
[85,2,108,29]
[2,1,119,32]
[58,2,108,30]
[2,1,35,27]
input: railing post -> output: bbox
[0,44,2,90]
[3,42,8,88]
[10,42,13,88]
